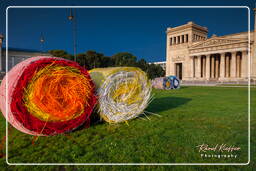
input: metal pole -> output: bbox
[73,9,77,62]
[68,9,77,62]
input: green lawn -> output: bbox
[0,86,255,171]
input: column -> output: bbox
[194,56,197,78]
[216,56,220,78]
[202,56,206,78]
[211,56,215,78]
[220,53,225,79]
[204,57,206,77]
[225,55,229,77]
[241,51,248,78]
[231,52,237,78]
[237,53,241,77]
[196,56,201,78]
[205,54,210,79]
[190,57,194,78]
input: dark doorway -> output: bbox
[175,63,182,80]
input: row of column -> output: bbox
[170,34,189,45]
[193,34,206,41]
[191,51,247,79]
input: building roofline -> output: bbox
[149,61,166,64]
[217,30,254,38]
[166,21,208,34]
[2,47,47,53]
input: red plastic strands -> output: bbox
[0,56,97,136]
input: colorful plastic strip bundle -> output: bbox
[163,77,172,90]
[167,76,180,89]
[152,76,180,90]
[89,67,152,123]
[0,56,97,136]
[152,77,165,89]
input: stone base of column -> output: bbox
[182,77,191,81]
[219,77,248,82]
[218,77,225,81]
[250,76,256,81]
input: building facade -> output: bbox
[166,9,256,83]
[0,34,49,72]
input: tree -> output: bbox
[111,52,137,66]
[48,49,73,60]
[84,50,104,70]
[101,56,114,67]
[136,59,148,72]
[76,50,112,70]
[146,64,165,79]
[76,53,87,68]
[48,49,165,79]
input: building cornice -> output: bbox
[189,36,249,49]
[217,31,253,38]
[166,21,208,34]
[189,47,248,56]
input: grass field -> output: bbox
[0,86,255,170]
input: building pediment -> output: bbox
[189,37,247,49]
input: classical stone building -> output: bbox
[166,9,256,83]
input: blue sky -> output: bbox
[0,0,255,62]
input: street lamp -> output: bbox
[68,8,77,62]
[40,33,45,53]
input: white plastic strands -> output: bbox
[90,67,152,123]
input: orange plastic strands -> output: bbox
[0,56,96,136]
[23,65,93,122]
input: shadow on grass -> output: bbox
[179,86,189,89]
[146,96,191,113]
[74,110,104,132]
[76,97,191,131]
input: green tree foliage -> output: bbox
[136,59,148,71]
[48,49,165,79]
[146,63,165,79]
[111,52,137,66]
[77,50,113,70]
[48,49,73,60]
